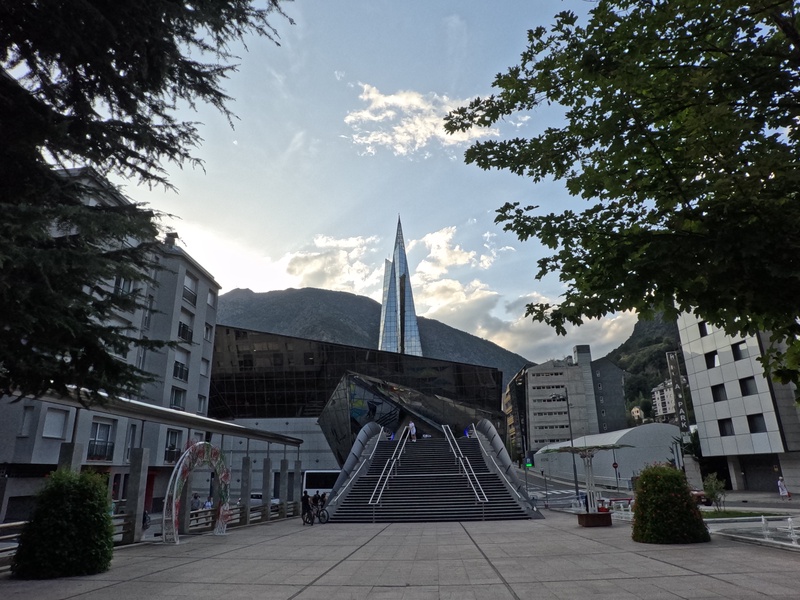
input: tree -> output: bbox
[12,469,114,578]
[0,1,292,404]
[445,1,800,386]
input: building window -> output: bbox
[599,395,604,404]
[165,429,182,462]
[597,382,603,390]
[170,387,187,410]
[718,418,735,437]
[135,346,147,370]
[19,406,34,436]
[704,350,719,369]
[739,376,758,396]
[42,408,68,439]
[747,413,768,434]
[178,309,194,342]
[88,420,115,461]
[113,276,133,295]
[731,341,747,361]
[197,394,207,415]
[272,353,284,367]
[200,358,210,377]
[183,273,198,306]
[207,289,217,308]
[173,348,190,382]
[602,423,608,431]
[125,423,137,462]
[142,294,154,329]
[711,384,728,403]
[698,321,709,337]
[204,323,213,342]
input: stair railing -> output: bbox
[368,425,410,508]
[327,426,384,508]
[443,425,488,505]
[469,423,529,505]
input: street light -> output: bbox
[552,391,580,499]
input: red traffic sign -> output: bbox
[612,462,619,469]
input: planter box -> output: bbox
[578,512,613,527]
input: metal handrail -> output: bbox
[327,426,384,507]
[443,425,487,503]
[369,426,410,505]
[469,423,524,501]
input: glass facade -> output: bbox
[378,218,422,356]
[319,372,504,465]
[209,327,504,462]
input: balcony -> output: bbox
[182,286,197,306]
[87,440,115,462]
[164,447,181,463]
[177,322,193,342]
[173,361,189,382]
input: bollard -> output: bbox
[788,517,799,546]
[761,515,771,540]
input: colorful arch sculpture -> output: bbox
[162,441,231,544]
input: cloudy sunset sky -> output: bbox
[113,0,638,363]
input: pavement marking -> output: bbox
[286,523,391,600]
[458,522,522,600]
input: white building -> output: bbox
[0,169,221,521]
[651,381,676,420]
[677,311,800,491]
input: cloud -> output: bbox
[344,83,496,156]
[285,234,383,297]
[201,224,637,365]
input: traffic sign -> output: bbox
[612,462,619,469]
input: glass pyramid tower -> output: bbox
[378,217,423,356]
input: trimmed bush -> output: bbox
[12,469,114,579]
[631,463,710,544]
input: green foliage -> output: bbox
[445,0,800,388]
[0,1,292,403]
[631,464,710,544]
[703,473,727,511]
[12,469,114,579]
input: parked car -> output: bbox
[690,489,713,506]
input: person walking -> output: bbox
[409,421,417,442]
[778,476,791,500]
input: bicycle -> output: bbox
[303,504,329,525]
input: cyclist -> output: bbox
[301,490,313,526]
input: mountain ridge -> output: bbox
[217,287,533,390]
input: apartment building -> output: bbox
[651,381,676,421]
[0,169,220,521]
[677,311,800,491]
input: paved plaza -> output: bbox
[2,504,799,600]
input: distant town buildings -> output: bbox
[651,380,676,421]
[504,345,626,459]
[378,217,423,356]
[677,311,800,491]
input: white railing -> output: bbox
[327,426,384,507]
[443,425,487,504]
[369,426,410,506]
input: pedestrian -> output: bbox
[204,495,213,509]
[301,490,313,525]
[312,490,321,508]
[409,420,417,442]
[778,476,791,500]
[190,493,201,511]
[320,492,327,508]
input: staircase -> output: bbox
[327,437,532,522]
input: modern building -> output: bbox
[208,326,505,497]
[504,345,626,459]
[677,311,800,491]
[651,380,677,421]
[378,217,422,356]
[0,168,221,521]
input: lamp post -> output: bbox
[556,391,580,499]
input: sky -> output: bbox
[114,0,638,364]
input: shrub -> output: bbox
[703,473,727,511]
[631,463,710,544]
[12,469,114,579]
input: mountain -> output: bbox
[605,312,681,405]
[216,288,533,390]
